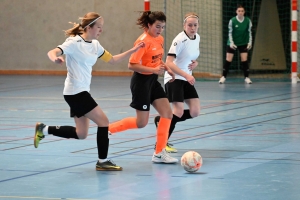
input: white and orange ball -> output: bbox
[181,151,203,173]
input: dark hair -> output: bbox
[236,4,245,10]
[136,11,166,30]
[64,12,101,37]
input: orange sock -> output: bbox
[155,117,171,154]
[109,117,138,134]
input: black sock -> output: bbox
[48,126,79,139]
[178,109,192,122]
[222,61,232,78]
[97,127,109,159]
[168,114,180,139]
[242,61,249,78]
[169,110,193,139]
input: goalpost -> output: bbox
[146,0,298,83]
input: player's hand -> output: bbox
[132,41,145,52]
[166,68,175,82]
[185,74,195,85]
[247,43,252,50]
[54,56,64,64]
[188,60,198,71]
[153,65,165,75]
[230,43,237,50]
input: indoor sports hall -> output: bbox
[1,0,300,200]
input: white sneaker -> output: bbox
[219,76,226,84]
[245,77,252,84]
[152,148,178,163]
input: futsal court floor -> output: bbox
[0,75,300,200]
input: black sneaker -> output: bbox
[96,160,123,171]
[154,116,160,128]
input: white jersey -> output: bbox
[58,35,105,95]
[164,31,200,84]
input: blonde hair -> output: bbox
[64,12,101,37]
[183,12,199,23]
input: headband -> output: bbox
[83,16,102,29]
[183,15,199,22]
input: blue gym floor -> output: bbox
[1,75,300,200]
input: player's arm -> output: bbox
[47,47,64,64]
[166,55,195,85]
[228,20,236,49]
[128,63,165,75]
[100,42,145,64]
[247,20,253,50]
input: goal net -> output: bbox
[150,0,292,81]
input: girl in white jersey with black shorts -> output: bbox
[154,12,201,153]
[34,12,144,171]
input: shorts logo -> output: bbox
[56,126,60,129]
[143,105,147,109]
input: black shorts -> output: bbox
[165,79,199,103]
[64,91,98,118]
[130,72,167,111]
[226,44,248,54]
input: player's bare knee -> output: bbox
[136,121,148,128]
[76,132,88,139]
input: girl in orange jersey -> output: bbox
[109,11,178,163]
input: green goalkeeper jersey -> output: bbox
[227,16,252,46]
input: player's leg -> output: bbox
[109,72,151,134]
[219,46,235,83]
[152,97,178,163]
[108,111,149,134]
[86,106,122,171]
[239,45,252,83]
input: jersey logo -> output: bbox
[182,39,187,43]
[173,42,177,46]
[77,40,81,42]
[152,48,157,50]
[235,25,238,28]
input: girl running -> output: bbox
[219,4,253,84]
[154,12,201,153]
[108,11,178,164]
[34,12,145,171]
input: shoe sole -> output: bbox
[34,122,41,148]
[166,150,178,153]
[152,160,178,164]
[96,167,123,171]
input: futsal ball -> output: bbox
[181,151,203,173]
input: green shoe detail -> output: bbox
[34,122,45,148]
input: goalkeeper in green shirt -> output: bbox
[219,4,252,84]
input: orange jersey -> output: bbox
[129,32,164,74]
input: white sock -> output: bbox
[43,126,49,135]
[99,158,108,163]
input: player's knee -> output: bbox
[174,110,184,118]
[190,109,200,118]
[136,120,148,128]
[76,131,88,139]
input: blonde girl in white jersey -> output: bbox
[154,12,201,153]
[34,12,144,171]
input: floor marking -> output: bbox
[0,196,96,200]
